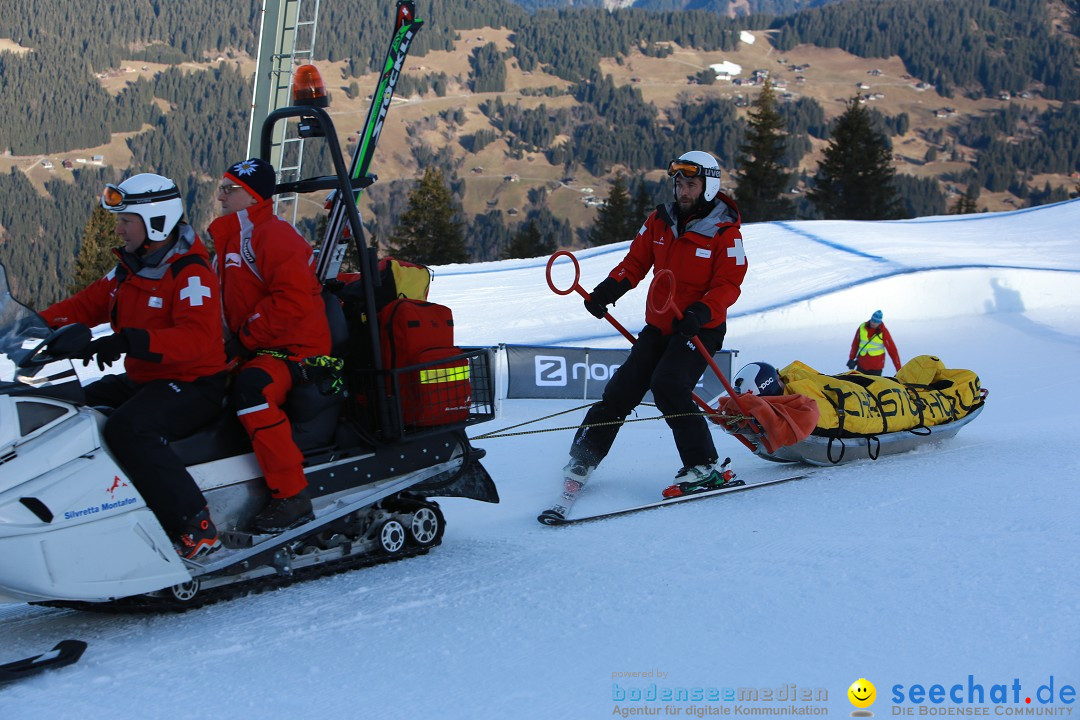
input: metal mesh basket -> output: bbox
[353,347,495,439]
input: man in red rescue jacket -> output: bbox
[555,151,748,515]
[209,158,331,534]
[41,173,228,560]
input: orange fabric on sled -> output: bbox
[716,392,820,453]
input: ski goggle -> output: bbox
[101,184,181,211]
[667,159,722,180]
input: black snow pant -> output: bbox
[569,322,725,471]
[85,372,227,536]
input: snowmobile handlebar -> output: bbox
[545,251,636,345]
[17,323,92,370]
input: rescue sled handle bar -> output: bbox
[545,251,637,345]
[546,253,757,451]
[648,269,762,447]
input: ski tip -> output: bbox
[0,639,87,685]
[54,640,88,661]
[31,640,88,669]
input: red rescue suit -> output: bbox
[568,194,748,470]
[41,229,226,383]
[211,198,329,358]
[607,191,747,331]
[209,198,330,498]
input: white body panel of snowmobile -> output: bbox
[0,401,190,604]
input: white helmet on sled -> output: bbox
[101,173,184,242]
[733,362,783,396]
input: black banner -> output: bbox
[504,345,736,401]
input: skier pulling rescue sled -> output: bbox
[0,1,499,610]
[541,152,754,524]
[538,154,986,522]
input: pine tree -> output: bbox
[808,98,902,220]
[387,167,469,265]
[950,182,981,215]
[502,221,555,260]
[68,207,118,295]
[734,77,796,222]
[631,176,653,229]
[588,173,635,246]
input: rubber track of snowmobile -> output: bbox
[36,538,440,614]
[36,493,447,613]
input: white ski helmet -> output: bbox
[668,150,722,202]
[732,362,783,396]
[101,173,184,242]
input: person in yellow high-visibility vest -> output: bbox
[847,309,901,376]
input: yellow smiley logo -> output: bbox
[848,678,877,709]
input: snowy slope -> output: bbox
[2,201,1078,720]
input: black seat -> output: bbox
[325,288,350,356]
[172,291,350,464]
[287,290,349,452]
[171,411,252,466]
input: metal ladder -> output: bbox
[246,0,322,225]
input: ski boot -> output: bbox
[661,457,743,498]
[174,507,222,560]
[538,460,594,524]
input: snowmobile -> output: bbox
[0,63,498,611]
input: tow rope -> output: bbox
[472,403,753,440]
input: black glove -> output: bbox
[78,332,130,371]
[225,335,254,362]
[42,323,93,358]
[584,277,627,319]
[846,359,857,370]
[672,302,711,337]
[288,355,345,394]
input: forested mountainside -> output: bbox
[3,0,1071,157]
[769,0,1080,100]
[508,0,844,14]
[0,0,1076,305]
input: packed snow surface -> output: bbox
[2,201,1078,719]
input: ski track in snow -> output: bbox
[2,202,1079,719]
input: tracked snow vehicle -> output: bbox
[0,48,498,611]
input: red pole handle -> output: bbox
[647,267,678,316]
[648,269,760,427]
[648,270,752,443]
[549,257,761,451]
[545,250,581,296]
[545,251,637,346]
